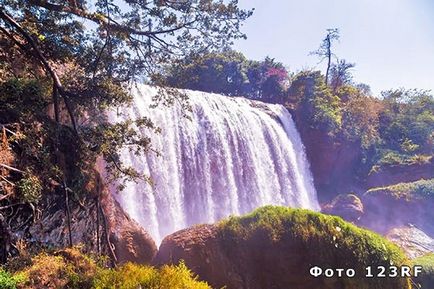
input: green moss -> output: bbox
[366,179,434,201]
[218,206,410,289]
[412,253,434,289]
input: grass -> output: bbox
[366,179,434,201]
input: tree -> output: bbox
[164,50,249,96]
[162,51,289,102]
[329,59,355,92]
[245,56,289,102]
[311,28,340,85]
[0,0,252,181]
[0,0,252,257]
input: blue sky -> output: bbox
[233,0,434,96]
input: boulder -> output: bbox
[322,194,364,222]
[100,191,157,264]
[157,206,410,289]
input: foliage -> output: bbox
[365,179,434,202]
[162,50,289,102]
[289,71,342,133]
[412,253,434,289]
[0,79,49,119]
[0,0,252,185]
[0,269,24,289]
[218,206,410,289]
[3,248,211,289]
[329,59,355,92]
[379,89,434,154]
[341,91,383,148]
[93,262,210,289]
[16,171,42,204]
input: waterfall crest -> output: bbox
[108,85,319,243]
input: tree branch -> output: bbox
[28,0,196,37]
[0,8,78,133]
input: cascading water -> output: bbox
[108,84,320,243]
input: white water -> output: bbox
[108,84,320,243]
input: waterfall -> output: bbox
[108,84,319,243]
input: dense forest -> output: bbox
[1,0,433,289]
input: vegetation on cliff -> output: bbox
[412,253,434,289]
[0,247,211,289]
[365,179,434,202]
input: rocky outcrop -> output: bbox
[157,206,411,289]
[322,194,364,222]
[100,192,157,264]
[367,158,434,188]
[386,226,434,259]
[292,124,363,201]
[360,179,434,235]
[22,165,157,265]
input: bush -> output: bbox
[93,262,210,289]
[7,248,211,289]
[16,172,42,204]
[0,269,24,289]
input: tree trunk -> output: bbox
[325,35,331,85]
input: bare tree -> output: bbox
[311,28,340,85]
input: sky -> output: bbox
[233,0,434,96]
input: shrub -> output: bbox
[16,172,42,204]
[8,248,211,289]
[0,269,24,289]
[93,262,210,289]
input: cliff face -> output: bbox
[293,122,363,201]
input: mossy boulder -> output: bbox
[157,206,411,289]
[412,253,434,289]
[362,179,434,234]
